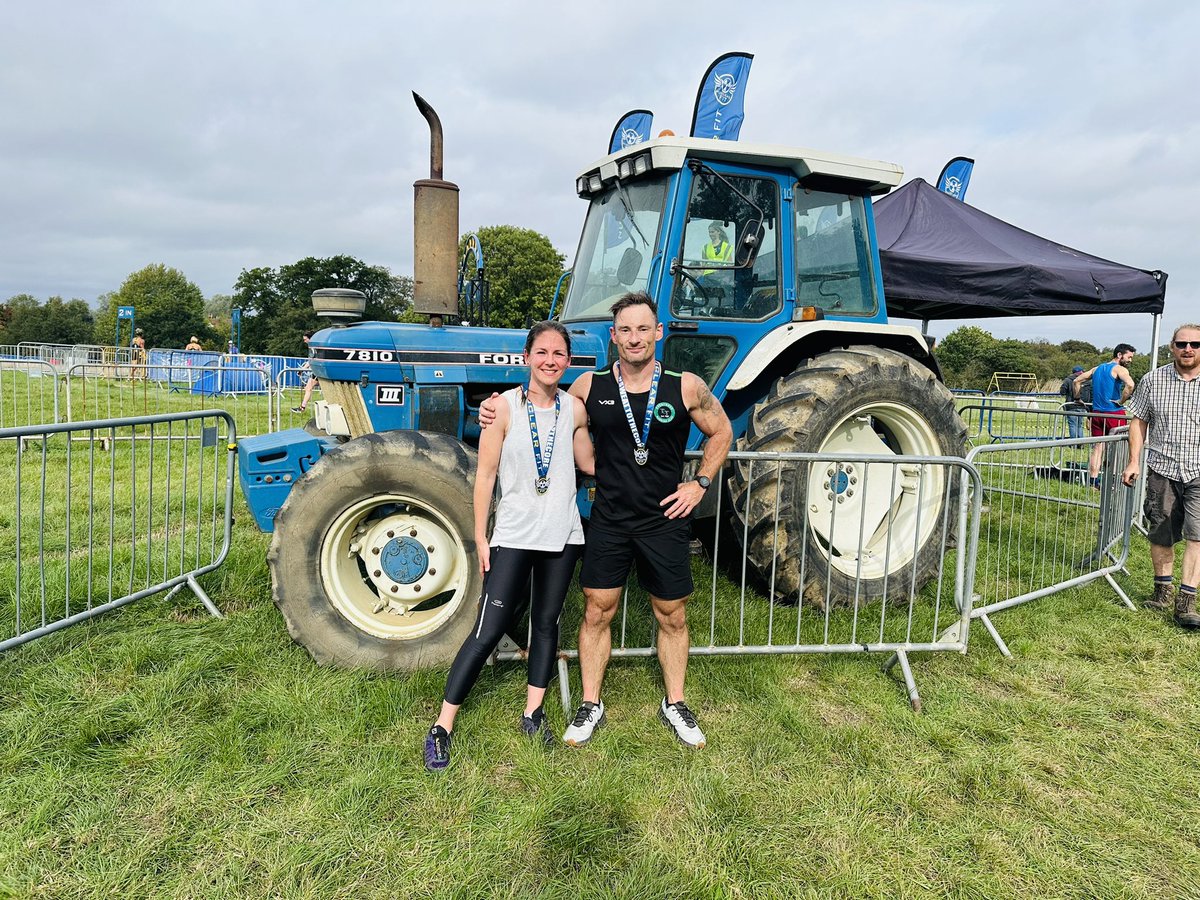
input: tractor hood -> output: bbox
[307,320,607,387]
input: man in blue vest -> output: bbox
[1075,343,1136,486]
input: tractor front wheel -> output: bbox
[268,431,481,670]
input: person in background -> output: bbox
[1122,324,1200,629]
[185,336,203,352]
[131,328,147,380]
[1075,344,1136,486]
[1060,364,1086,439]
[292,332,318,415]
[424,322,595,771]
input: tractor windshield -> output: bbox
[561,178,668,321]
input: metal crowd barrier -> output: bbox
[64,363,275,438]
[500,449,982,712]
[0,410,237,652]
[964,430,1135,656]
[959,403,1127,445]
[0,359,64,430]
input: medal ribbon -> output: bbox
[615,361,660,458]
[526,387,561,490]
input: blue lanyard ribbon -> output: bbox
[614,361,660,466]
[526,387,561,493]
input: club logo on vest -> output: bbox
[654,402,676,423]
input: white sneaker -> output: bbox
[659,698,706,749]
[562,700,605,746]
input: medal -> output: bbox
[526,387,560,496]
[615,361,660,467]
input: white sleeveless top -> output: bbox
[488,387,585,551]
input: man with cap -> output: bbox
[1060,365,1087,439]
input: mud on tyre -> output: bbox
[268,430,481,670]
[729,346,967,608]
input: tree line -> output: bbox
[934,325,1158,391]
[1,225,564,357]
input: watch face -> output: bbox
[696,475,711,489]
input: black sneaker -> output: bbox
[424,725,451,771]
[520,707,555,747]
[291,406,306,414]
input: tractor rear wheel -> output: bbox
[730,346,967,607]
[268,430,481,670]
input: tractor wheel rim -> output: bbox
[321,492,471,640]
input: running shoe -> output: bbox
[424,725,451,771]
[562,700,605,746]
[520,707,555,747]
[291,406,306,414]
[659,698,706,749]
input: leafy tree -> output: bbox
[1,294,94,345]
[232,256,412,356]
[935,326,997,388]
[1060,339,1099,357]
[93,265,215,349]
[458,226,565,329]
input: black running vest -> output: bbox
[585,367,691,533]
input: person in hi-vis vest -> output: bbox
[701,223,733,274]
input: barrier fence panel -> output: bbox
[0,359,63,430]
[0,410,236,652]
[958,403,1127,446]
[964,430,1135,656]
[274,366,321,432]
[501,449,982,713]
[64,363,275,438]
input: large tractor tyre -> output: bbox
[730,346,967,608]
[268,430,482,671]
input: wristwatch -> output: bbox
[694,474,711,490]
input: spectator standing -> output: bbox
[1060,364,1086,439]
[292,331,318,414]
[1121,324,1200,628]
[1076,344,1136,485]
[184,336,203,351]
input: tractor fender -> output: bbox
[725,320,939,391]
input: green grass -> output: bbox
[2,482,1200,898]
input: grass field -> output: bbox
[3,477,1200,898]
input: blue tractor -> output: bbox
[240,95,966,670]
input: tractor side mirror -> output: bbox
[616,247,643,285]
[736,219,765,268]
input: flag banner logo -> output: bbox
[690,51,753,141]
[936,157,975,201]
[609,109,654,154]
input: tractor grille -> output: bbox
[321,380,374,438]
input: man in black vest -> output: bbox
[562,292,732,749]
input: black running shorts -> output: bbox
[579,522,693,601]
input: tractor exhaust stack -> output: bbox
[411,92,460,319]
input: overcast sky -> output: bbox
[2,1,1194,352]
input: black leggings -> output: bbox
[443,544,581,706]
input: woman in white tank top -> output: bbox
[425,322,594,771]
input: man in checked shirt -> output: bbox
[1122,324,1200,628]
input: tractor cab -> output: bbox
[560,138,905,428]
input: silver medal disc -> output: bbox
[634,447,649,466]
[535,476,550,494]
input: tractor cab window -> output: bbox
[671,171,780,321]
[794,190,878,315]
[561,179,667,321]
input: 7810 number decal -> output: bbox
[341,349,395,362]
